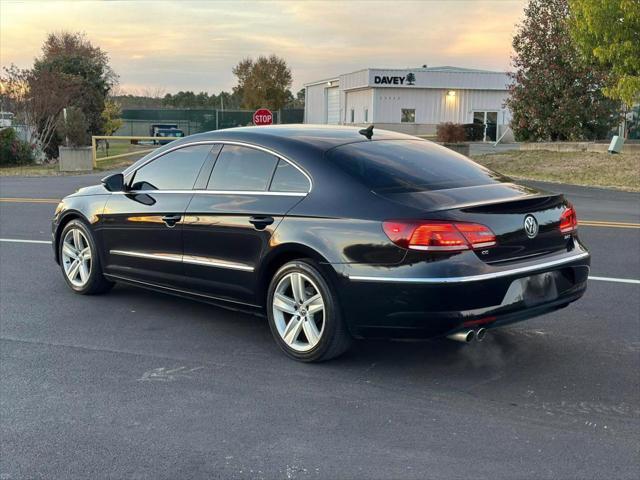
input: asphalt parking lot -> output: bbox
[1,173,639,480]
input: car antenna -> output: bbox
[358,124,374,140]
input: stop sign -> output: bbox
[253,108,273,126]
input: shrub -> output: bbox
[57,108,90,147]
[436,122,466,143]
[462,123,485,141]
[0,128,35,166]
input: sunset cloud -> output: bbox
[1,0,526,93]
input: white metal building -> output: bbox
[304,66,513,141]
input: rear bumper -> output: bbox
[335,249,590,339]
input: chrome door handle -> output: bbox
[161,215,181,228]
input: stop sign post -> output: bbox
[253,108,273,126]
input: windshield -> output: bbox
[157,130,183,137]
[326,140,505,193]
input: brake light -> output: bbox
[383,221,496,251]
[559,205,578,233]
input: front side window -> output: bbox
[401,109,415,123]
[208,145,278,191]
[130,144,212,191]
[269,159,309,193]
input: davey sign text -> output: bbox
[373,72,416,86]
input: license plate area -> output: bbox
[501,271,559,307]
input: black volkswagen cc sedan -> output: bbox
[52,125,590,361]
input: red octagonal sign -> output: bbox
[253,108,273,126]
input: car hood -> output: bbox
[67,184,110,198]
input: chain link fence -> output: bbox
[115,108,304,137]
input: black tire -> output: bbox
[267,259,352,362]
[58,219,114,295]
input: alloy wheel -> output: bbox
[272,272,325,352]
[61,228,92,288]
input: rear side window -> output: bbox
[208,145,278,191]
[269,159,309,193]
[130,145,212,191]
[326,140,504,193]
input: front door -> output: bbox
[100,144,215,287]
[473,111,499,142]
[182,144,310,305]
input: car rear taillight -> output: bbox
[559,205,578,233]
[383,221,497,251]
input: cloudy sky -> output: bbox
[1,0,527,94]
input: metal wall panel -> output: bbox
[305,84,328,124]
[326,87,340,124]
[344,89,373,124]
[340,69,369,90]
[366,69,509,91]
[372,88,509,125]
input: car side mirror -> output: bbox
[101,173,125,192]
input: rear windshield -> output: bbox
[326,140,504,193]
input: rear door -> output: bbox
[101,144,215,287]
[182,144,310,304]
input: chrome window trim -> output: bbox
[123,140,312,194]
[110,249,254,272]
[347,251,590,284]
[113,189,306,197]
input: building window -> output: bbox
[364,108,369,122]
[401,109,415,123]
[350,109,355,123]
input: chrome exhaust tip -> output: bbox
[475,328,487,342]
[447,329,475,343]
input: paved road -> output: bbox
[1,175,639,479]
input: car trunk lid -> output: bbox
[377,183,573,263]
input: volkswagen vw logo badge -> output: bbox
[524,214,539,239]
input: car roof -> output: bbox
[124,125,420,177]
[178,124,416,151]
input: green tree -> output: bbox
[33,32,117,138]
[58,107,89,147]
[507,0,619,141]
[569,0,640,106]
[1,64,82,157]
[283,88,305,108]
[101,99,123,136]
[232,55,293,111]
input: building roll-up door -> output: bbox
[326,87,340,124]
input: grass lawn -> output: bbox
[1,142,153,176]
[3,146,638,192]
[95,141,155,160]
[0,164,61,176]
[0,157,140,176]
[472,150,640,191]
[94,141,154,169]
